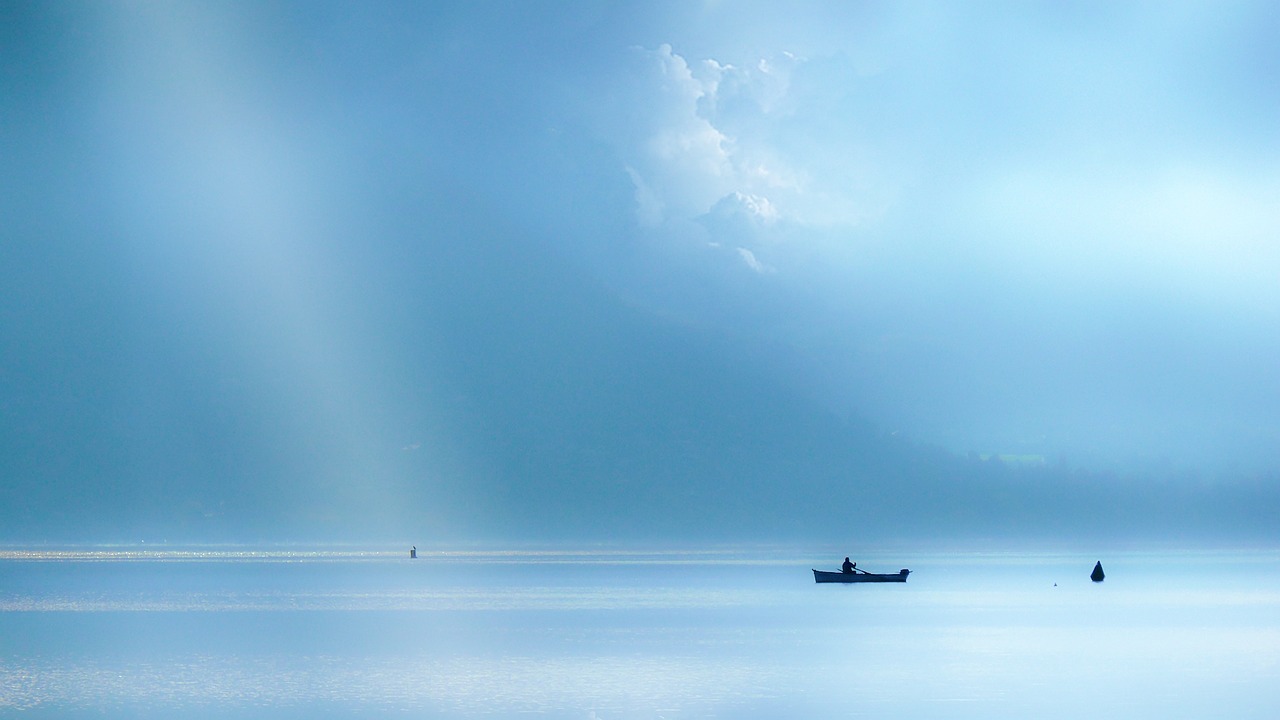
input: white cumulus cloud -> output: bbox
[609,44,882,235]
[735,247,775,275]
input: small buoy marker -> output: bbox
[1091,561,1105,582]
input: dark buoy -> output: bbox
[1091,561,1105,582]
[410,546,417,559]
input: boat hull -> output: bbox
[813,569,910,583]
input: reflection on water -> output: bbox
[2,546,1279,719]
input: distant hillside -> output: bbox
[5,221,1274,545]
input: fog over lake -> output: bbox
[2,3,1279,716]
[3,0,1278,543]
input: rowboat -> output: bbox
[813,568,910,583]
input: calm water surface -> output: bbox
[2,545,1278,719]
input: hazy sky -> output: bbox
[2,1,1278,538]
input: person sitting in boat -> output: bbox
[842,557,856,574]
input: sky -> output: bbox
[2,1,1278,541]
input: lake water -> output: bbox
[2,545,1278,719]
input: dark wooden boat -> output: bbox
[813,568,911,583]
